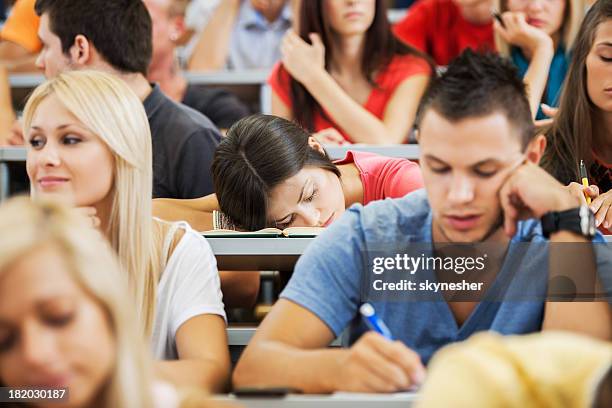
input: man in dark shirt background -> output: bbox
[145,0,250,132]
[34,0,221,198]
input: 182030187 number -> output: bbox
[1,387,68,402]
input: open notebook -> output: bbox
[200,211,323,238]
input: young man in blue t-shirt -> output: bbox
[234,50,612,393]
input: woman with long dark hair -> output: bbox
[153,114,424,231]
[268,0,432,145]
[541,0,612,232]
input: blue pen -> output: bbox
[359,303,394,340]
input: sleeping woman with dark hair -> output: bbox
[153,114,424,231]
[268,0,433,145]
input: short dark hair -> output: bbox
[212,114,340,231]
[416,50,535,148]
[35,0,152,76]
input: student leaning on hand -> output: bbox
[232,50,612,394]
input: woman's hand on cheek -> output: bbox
[494,12,553,55]
[590,189,612,229]
[281,31,326,85]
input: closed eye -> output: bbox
[276,215,294,230]
[44,313,73,327]
[303,188,318,203]
[0,332,15,353]
[429,166,450,174]
[473,169,497,178]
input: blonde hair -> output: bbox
[23,70,162,337]
[494,0,586,56]
[0,197,154,408]
[416,331,612,408]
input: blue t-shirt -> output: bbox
[512,45,569,120]
[281,189,611,364]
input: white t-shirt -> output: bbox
[151,222,226,360]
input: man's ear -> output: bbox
[526,134,547,164]
[69,34,93,67]
[307,136,325,155]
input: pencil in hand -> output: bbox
[579,160,591,205]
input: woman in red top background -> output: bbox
[393,0,495,66]
[268,0,432,145]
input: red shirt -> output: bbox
[268,54,431,142]
[393,0,494,66]
[335,151,424,203]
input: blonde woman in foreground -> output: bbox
[417,331,612,408]
[0,197,166,407]
[22,70,230,392]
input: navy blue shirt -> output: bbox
[144,85,221,199]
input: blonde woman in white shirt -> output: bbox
[22,70,230,392]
